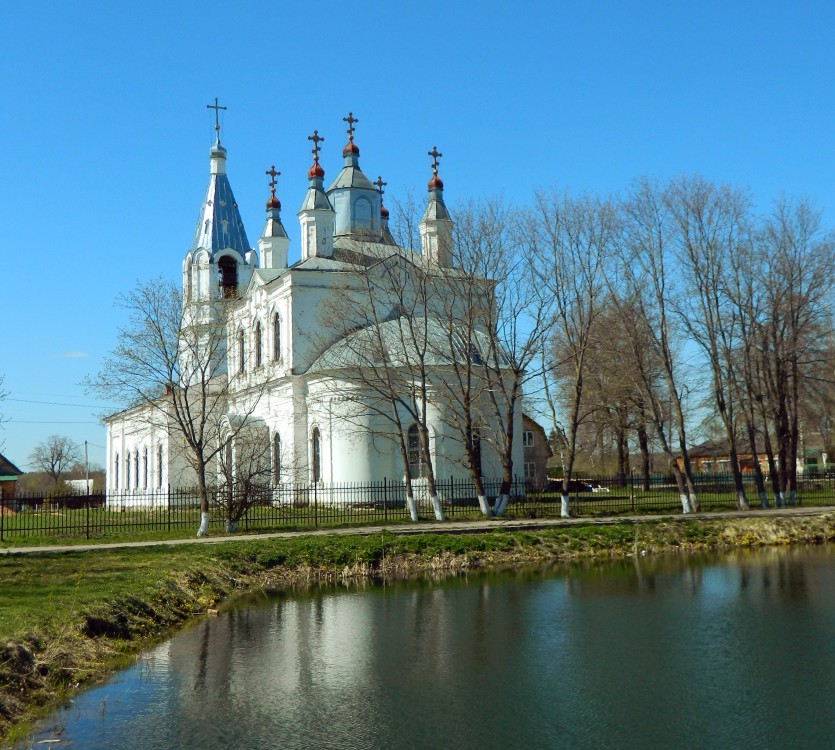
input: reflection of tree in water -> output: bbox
[564,555,705,597]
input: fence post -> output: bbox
[86,497,90,540]
[313,482,318,527]
[167,486,171,532]
[0,498,4,542]
[383,477,388,521]
[630,471,635,513]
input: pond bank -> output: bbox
[2,511,834,743]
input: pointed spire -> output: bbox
[420,145,452,265]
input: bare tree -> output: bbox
[215,421,272,532]
[314,250,447,521]
[87,276,265,536]
[666,176,752,510]
[530,190,615,517]
[616,179,700,512]
[0,375,7,452]
[29,435,81,488]
[753,198,835,506]
[422,200,554,516]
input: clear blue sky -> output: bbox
[3,1,834,471]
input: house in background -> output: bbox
[522,415,551,483]
[0,453,24,504]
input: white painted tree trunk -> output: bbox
[758,491,769,509]
[680,494,691,513]
[430,494,445,521]
[775,491,784,508]
[736,491,749,511]
[197,511,209,537]
[493,494,509,517]
[406,496,419,522]
[477,495,493,517]
[788,488,796,506]
[560,494,570,518]
[225,519,238,533]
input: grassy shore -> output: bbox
[2,512,834,743]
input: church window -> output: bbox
[143,447,148,489]
[125,451,131,489]
[225,439,233,483]
[311,427,321,483]
[186,264,193,303]
[407,424,424,479]
[273,432,281,482]
[114,453,119,490]
[273,313,281,362]
[134,452,140,491]
[255,321,262,368]
[238,329,245,374]
[218,256,238,298]
[354,197,373,229]
[157,444,164,489]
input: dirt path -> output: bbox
[2,505,830,555]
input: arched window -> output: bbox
[311,427,321,483]
[114,453,119,490]
[143,447,148,489]
[255,321,262,368]
[218,256,238,298]
[126,451,131,489]
[157,444,164,489]
[225,439,233,483]
[186,264,193,303]
[273,313,281,362]
[273,432,281,482]
[407,424,424,478]
[238,328,245,374]
[134,452,140,491]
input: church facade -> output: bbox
[104,114,522,502]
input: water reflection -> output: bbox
[21,545,835,750]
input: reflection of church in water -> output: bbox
[105,105,521,495]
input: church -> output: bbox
[104,110,522,505]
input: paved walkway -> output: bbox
[0,506,831,556]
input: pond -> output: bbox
[20,544,835,749]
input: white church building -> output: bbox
[105,113,522,502]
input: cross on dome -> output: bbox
[427,146,444,191]
[308,130,325,162]
[375,176,390,220]
[307,130,326,179]
[343,112,359,142]
[428,146,443,176]
[207,97,227,141]
[265,165,281,210]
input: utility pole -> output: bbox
[85,440,90,495]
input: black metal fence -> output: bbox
[2,472,834,542]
